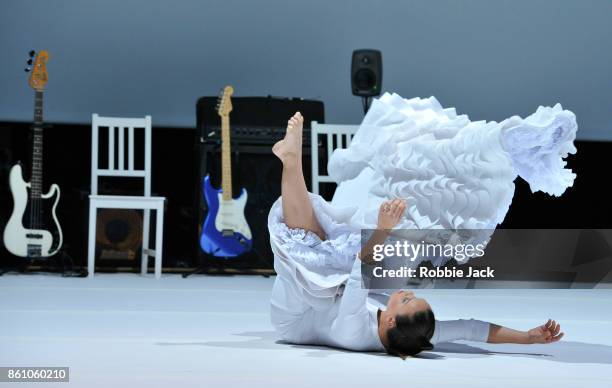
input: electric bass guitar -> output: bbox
[3,50,63,258]
[199,86,252,257]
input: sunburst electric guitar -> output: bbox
[3,50,63,258]
[199,86,252,257]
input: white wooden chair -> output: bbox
[88,114,166,278]
[310,121,359,195]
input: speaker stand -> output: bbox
[361,96,372,114]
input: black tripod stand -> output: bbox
[0,247,87,277]
[182,234,271,278]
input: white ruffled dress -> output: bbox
[268,92,578,310]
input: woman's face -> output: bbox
[386,289,431,318]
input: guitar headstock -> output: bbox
[25,50,49,91]
[216,86,234,117]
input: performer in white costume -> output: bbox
[269,93,574,357]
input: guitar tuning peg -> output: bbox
[26,59,33,66]
[29,50,36,57]
[24,67,31,72]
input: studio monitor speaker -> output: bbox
[351,49,383,97]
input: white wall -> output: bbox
[0,0,610,140]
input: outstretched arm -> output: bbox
[488,319,564,344]
[432,318,564,346]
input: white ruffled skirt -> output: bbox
[329,92,578,231]
[268,92,578,302]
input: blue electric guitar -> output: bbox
[199,86,253,257]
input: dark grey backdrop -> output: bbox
[1,0,610,140]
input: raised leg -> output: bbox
[272,112,326,240]
[141,208,150,275]
[87,200,97,278]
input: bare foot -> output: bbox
[273,111,304,164]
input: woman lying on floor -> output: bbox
[268,112,564,359]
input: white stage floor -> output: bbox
[1,273,611,387]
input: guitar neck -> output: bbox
[31,90,44,199]
[220,115,233,200]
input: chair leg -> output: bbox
[87,202,97,278]
[141,209,150,275]
[154,204,164,279]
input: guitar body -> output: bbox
[200,174,252,257]
[3,163,63,258]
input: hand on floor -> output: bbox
[527,319,564,344]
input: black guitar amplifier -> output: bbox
[197,95,324,132]
[195,95,326,273]
[199,125,312,147]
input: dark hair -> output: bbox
[385,308,435,357]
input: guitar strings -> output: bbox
[36,92,41,232]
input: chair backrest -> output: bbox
[310,121,359,195]
[91,114,152,196]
